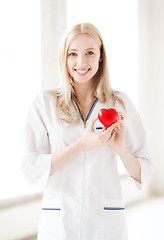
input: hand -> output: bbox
[81,116,119,150]
[106,111,125,153]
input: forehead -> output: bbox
[68,35,100,50]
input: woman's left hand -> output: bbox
[103,111,125,153]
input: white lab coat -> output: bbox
[22,90,154,240]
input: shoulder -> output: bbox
[113,91,140,122]
[114,91,130,103]
[114,91,136,109]
[28,89,60,118]
[32,88,60,107]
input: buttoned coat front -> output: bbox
[22,91,154,240]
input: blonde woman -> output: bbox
[22,23,154,240]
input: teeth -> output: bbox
[76,69,89,74]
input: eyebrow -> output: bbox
[68,48,96,51]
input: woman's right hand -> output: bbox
[80,116,119,150]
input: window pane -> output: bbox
[0,0,41,200]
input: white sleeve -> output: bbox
[123,94,154,190]
[21,95,52,189]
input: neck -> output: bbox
[74,81,94,101]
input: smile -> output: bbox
[74,68,90,76]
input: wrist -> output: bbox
[77,136,87,151]
[114,144,127,156]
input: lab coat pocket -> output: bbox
[104,199,128,240]
[37,207,61,240]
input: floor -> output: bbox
[126,196,164,240]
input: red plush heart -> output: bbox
[98,108,118,127]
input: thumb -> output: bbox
[88,116,98,130]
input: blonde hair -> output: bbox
[48,23,124,123]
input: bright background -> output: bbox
[0,0,139,200]
[0,0,164,239]
[0,0,41,200]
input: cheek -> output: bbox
[91,54,101,68]
[66,59,73,73]
[92,59,100,71]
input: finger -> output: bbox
[117,117,124,125]
[115,122,123,131]
[107,121,119,131]
[117,121,124,129]
[120,122,124,127]
[88,116,98,130]
[116,124,120,130]
[109,130,116,141]
[106,129,115,143]
[102,125,107,131]
[118,111,125,120]
[101,122,118,138]
[100,131,112,144]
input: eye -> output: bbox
[86,51,94,55]
[68,52,77,56]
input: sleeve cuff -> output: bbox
[130,157,154,190]
[22,153,53,189]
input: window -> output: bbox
[0,0,41,200]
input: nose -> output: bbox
[76,54,87,67]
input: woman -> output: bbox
[22,23,154,240]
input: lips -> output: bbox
[74,68,90,76]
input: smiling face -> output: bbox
[67,35,101,85]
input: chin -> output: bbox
[74,78,93,85]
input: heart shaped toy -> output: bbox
[98,108,118,127]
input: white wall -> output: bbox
[138,0,164,194]
[67,0,139,107]
[41,0,66,89]
[1,0,163,239]
[0,1,67,239]
[0,0,42,201]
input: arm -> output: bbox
[106,117,141,183]
[50,138,84,174]
[107,94,154,188]
[22,97,52,188]
[22,93,119,185]
[117,145,141,184]
[50,117,119,174]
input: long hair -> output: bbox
[48,23,124,123]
